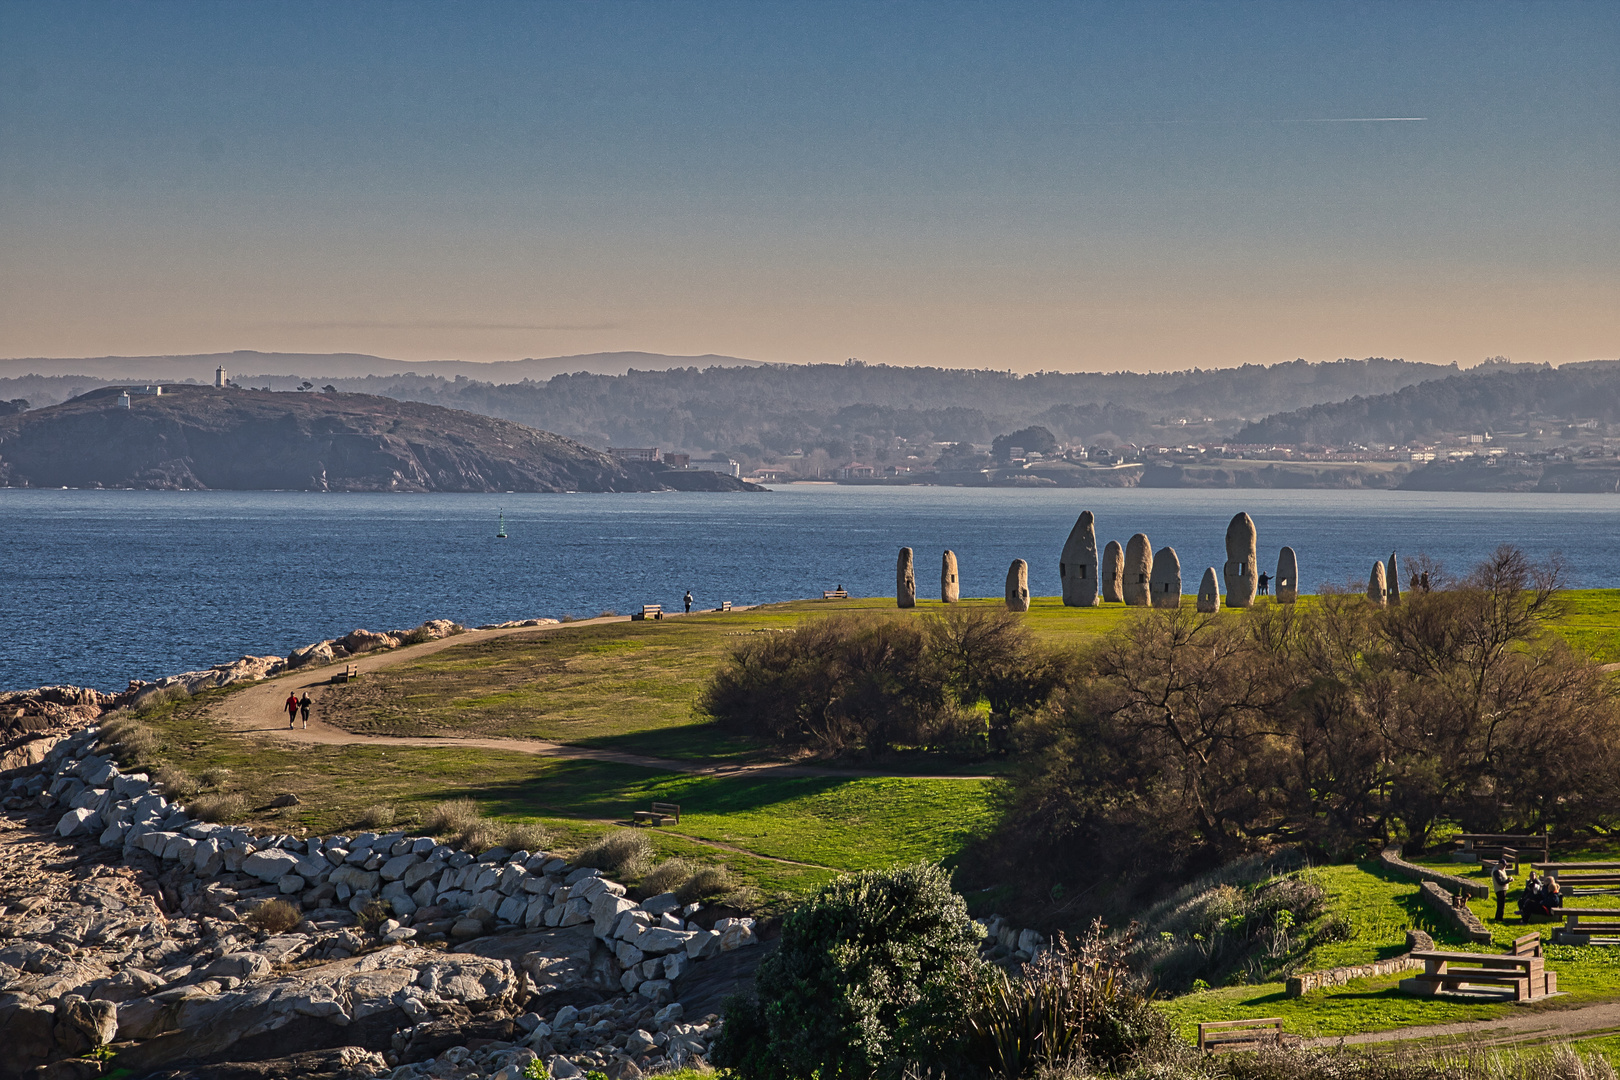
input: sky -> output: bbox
[0,1,1616,372]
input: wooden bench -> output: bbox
[1511,931,1543,958]
[1532,862,1620,890]
[631,604,663,622]
[1196,1018,1289,1054]
[1401,949,1556,1001]
[331,662,360,684]
[633,801,681,827]
[822,589,849,600]
[1552,908,1620,946]
[1457,833,1548,864]
[718,600,733,612]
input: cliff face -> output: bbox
[0,386,707,493]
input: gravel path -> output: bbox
[1305,999,1620,1049]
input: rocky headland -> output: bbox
[0,387,761,493]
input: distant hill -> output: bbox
[0,350,763,384]
[0,385,757,492]
[1236,361,1620,446]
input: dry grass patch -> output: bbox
[152,764,198,799]
[639,858,694,897]
[676,865,733,905]
[244,898,302,934]
[355,804,397,830]
[189,793,247,823]
[578,829,654,878]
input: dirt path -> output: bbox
[1304,999,1620,1050]
[204,610,992,782]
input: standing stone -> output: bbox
[1059,511,1100,607]
[940,550,960,603]
[1122,534,1153,607]
[1387,551,1401,605]
[1224,513,1258,608]
[1276,547,1299,604]
[896,548,916,609]
[1368,560,1388,606]
[1150,547,1182,608]
[1197,568,1220,613]
[1101,541,1124,603]
[1005,559,1030,612]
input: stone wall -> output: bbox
[1378,847,1489,899]
[1416,880,1492,944]
[1284,929,1432,997]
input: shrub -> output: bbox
[676,865,732,905]
[199,767,233,789]
[357,897,393,935]
[355,804,396,830]
[152,765,198,799]
[713,862,983,1080]
[598,609,618,619]
[188,793,247,824]
[244,899,302,934]
[501,822,552,853]
[424,798,481,838]
[133,683,191,714]
[639,858,694,897]
[577,830,654,877]
[98,713,159,765]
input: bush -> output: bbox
[713,862,983,1080]
[424,798,481,838]
[355,804,396,830]
[133,683,190,714]
[676,865,732,905]
[152,765,198,799]
[640,858,694,898]
[577,830,654,877]
[244,899,302,934]
[188,793,247,824]
[199,767,233,789]
[98,713,158,765]
[501,822,552,853]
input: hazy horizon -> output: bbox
[2,2,1615,371]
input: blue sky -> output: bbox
[1,1,1615,368]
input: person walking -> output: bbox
[298,692,312,729]
[284,691,300,729]
[684,590,693,614]
[1493,859,1512,921]
[1257,572,1270,596]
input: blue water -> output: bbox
[4,486,1619,692]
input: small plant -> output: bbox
[355,804,397,830]
[188,792,246,823]
[423,797,481,838]
[577,829,654,877]
[133,683,191,714]
[357,898,393,936]
[598,609,618,619]
[199,766,233,788]
[640,858,695,897]
[676,865,732,905]
[244,898,302,934]
[152,765,198,799]
[501,822,551,852]
[98,713,159,765]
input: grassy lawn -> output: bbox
[315,595,1137,762]
[1550,589,1620,664]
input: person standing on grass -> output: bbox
[284,691,299,729]
[684,590,693,614]
[299,692,312,729]
[1493,859,1512,920]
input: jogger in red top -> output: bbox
[284,692,299,729]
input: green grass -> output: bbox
[1551,589,1620,664]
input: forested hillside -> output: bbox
[1238,360,1620,446]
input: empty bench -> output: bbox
[718,600,733,612]
[633,801,681,827]
[822,589,848,600]
[331,662,360,684]
[631,604,663,621]
[1457,833,1548,866]
[1401,946,1556,1001]
[1553,908,1620,946]
[1197,1018,1290,1054]
[1533,862,1620,892]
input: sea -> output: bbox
[4,485,1620,693]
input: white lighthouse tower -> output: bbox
[215,365,227,388]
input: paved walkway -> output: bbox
[1304,999,1620,1050]
[206,609,991,782]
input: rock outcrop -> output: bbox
[940,550,959,604]
[1122,534,1153,607]
[1150,547,1181,609]
[0,726,755,1079]
[896,548,916,609]
[1059,511,1099,607]
[1197,568,1220,613]
[1223,513,1257,608]
[1100,540,1124,603]
[1276,547,1299,604]
[1005,560,1030,612]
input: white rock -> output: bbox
[57,807,99,837]
[243,849,301,883]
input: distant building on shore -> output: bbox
[691,455,741,478]
[608,447,659,463]
[663,452,691,468]
[215,365,227,388]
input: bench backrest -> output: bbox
[641,605,662,615]
[346,662,359,675]
[1197,1018,1283,1051]
[719,600,733,611]
[651,801,680,815]
[1512,932,1542,957]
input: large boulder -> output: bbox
[1059,510,1099,607]
[287,641,336,670]
[452,926,600,995]
[243,849,302,883]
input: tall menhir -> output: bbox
[1224,513,1257,608]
